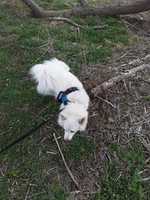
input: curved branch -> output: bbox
[49,17,84,29]
[22,0,150,18]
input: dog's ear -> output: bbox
[60,114,66,121]
[79,117,85,125]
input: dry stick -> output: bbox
[53,133,80,189]
[49,17,84,29]
[24,184,31,200]
[95,95,116,109]
[92,64,150,95]
[141,177,150,182]
[24,175,32,200]
[49,17,106,30]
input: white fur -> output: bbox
[30,58,89,140]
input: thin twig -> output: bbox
[95,95,116,109]
[49,17,106,30]
[53,133,80,189]
[24,180,32,200]
[138,136,150,152]
[49,17,84,29]
[141,177,150,182]
[92,25,108,30]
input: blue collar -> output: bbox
[57,87,79,105]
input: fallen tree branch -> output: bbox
[22,0,44,17]
[92,64,150,95]
[53,133,80,189]
[22,0,150,18]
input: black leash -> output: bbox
[0,118,50,154]
[0,87,79,154]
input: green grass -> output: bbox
[50,182,68,200]
[0,0,138,199]
[93,142,145,200]
[0,0,129,146]
[64,135,96,161]
[143,95,150,101]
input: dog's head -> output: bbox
[58,103,88,141]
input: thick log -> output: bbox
[22,0,150,18]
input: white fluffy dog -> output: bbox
[30,58,89,141]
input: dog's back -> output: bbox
[44,58,70,72]
[30,58,79,96]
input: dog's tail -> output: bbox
[44,58,70,71]
[30,58,70,95]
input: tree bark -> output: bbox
[22,0,150,18]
